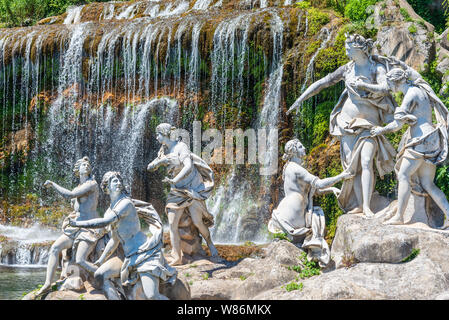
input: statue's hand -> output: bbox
[68,218,78,227]
[331,187,341,198]
[162,177,174,184]
[147,162,156,172]
[93,259,103,267]
[370,126,384,137]
[286,98,302,115]
[342,169,355,180]
[43,180,53,189]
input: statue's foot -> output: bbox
[208,244,219,257]
[167,254,184,266]
[303,237,322,249]
[348,207,363,214]
[383,215,404,225]
[36,283,52,296]
[363,207,375,219]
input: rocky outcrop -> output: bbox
[373,0,436,72]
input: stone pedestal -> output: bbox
[178,211,204,256]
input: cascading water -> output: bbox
[0,224,60,266]
[0,0,337,246]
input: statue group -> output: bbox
[36,33,449,299]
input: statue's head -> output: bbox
[345,33,373,60]
[73,156,92,178]
[101,171,125,195]
[155,123,176,145]
[283,139,306,162]
[386,67,410,92]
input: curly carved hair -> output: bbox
[73,156,92,178]
[155,123,176,137]
[101,171,125,194]
[345,33,374,56]
[283,139,306,161]
[386,67,410,83]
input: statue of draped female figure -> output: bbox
[287,34,398,218]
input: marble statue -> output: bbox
[268,139,353,266]
[147,123,218,266]
[287,34,397,218]
[69,171,177,300]
[371,67,449,229]
[38,156,105,295]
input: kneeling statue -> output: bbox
[268,139,353,266]
[69,171,177,300]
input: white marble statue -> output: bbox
[69,171,177,300]
[147,123,218,265]
[287,34,397,218]
[370,67,449,229]
[268,139,353,266]
[38,156,105,295]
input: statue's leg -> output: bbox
[360,139,376,218]
[38,234,73,294]
[189,202,218,256]
[140,273,168,300]
[94,257,122,300]
[75,239,98,276]
[418,162,449,229]
[385,157,421,225]
[167,208,183,265]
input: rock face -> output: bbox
[254,214,449,300]
[373,0,435,72]
[22,212,449,300]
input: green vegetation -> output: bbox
[270,232,291,242]
[0,0,119,27]
[344,0,378,22]
[408,23,417,34]
[401,248,420,263]
[408,0,447,34]
[284,281,303,292]
[287,252,321,279]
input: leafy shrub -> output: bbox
[0,0,120,27]
[344,0,378,22]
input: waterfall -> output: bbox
[301,27,331,92]
[0,0,334,245]
[64,5,85,25]
[0,224,60,267]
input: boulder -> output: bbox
[373,0,435,71]
[440,28,449,51]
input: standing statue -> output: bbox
[38,156,105,295]
[147,123,218,265]
[69,171,177,300]
[371,67,449,229]
[268,139,353,266]
[287,34,397,218]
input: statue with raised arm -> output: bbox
[69,171,177,300]
[38,156,105,295]
[268,139,353,266]
[147,123,218,266]
[371,67,449,229]
[287,34,397,218]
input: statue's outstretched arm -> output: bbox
[70,214,118,229]
[313,170,353,190]
[69,200,131,228]
[371,91,416,136]
[294,165,352,190]
[45,180,94,199]
[287,65,346,115]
